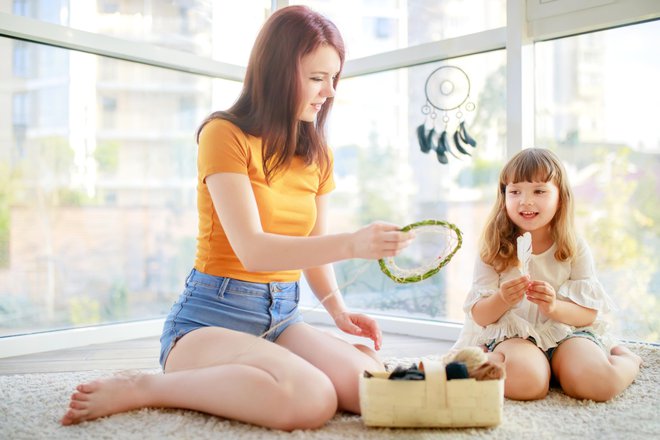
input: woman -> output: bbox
[61,5,412,431]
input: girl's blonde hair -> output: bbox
[480,148,577,273]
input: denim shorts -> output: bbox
[485,329,606,361]
[159,268,303,369]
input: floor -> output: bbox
[0,324,455,375]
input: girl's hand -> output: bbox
[526,280,557,316]
[497,275,529,307]
[333,311,383,351]
[351,222,414,260]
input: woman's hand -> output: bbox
[333,311,383,351]
[350,222,414,260]
[497,275,529,307]
[526,280,557,316]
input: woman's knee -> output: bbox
[352,344,383,370]
[273,367,337,430]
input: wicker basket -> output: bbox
[359,359,504,428]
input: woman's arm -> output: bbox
[206,172,412,272]
[302,195,382,349]
[302,194,347,318]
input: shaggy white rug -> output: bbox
[1,343,658,440]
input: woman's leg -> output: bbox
[551,338,642,402]
[61,327,337,431]
[494,338,551,400]
[275,323,384,414]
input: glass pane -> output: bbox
[1,0,270,65]
[535,20,660,343]
[0,36,241,336]
[302,50,507,324]
[292,0,506,59]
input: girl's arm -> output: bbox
[545,298,597,327]
[303,195,382,349]
[206,173,412,271]
[527,279,597,326]
[471,275,528,327]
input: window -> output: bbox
[535,20,660,342]
[292,0,506,59]
[101,97,117,129]
[12,40,29,77]
[0,1,657,346]
[0,36,241,336]
[2,0,270,65]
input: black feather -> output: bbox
[436,131,449,164]
[453,129,471,156]
[459,121,477,147]
[417,124,431,153]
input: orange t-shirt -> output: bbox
[194,118,335,282]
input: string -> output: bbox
[228,259,374,360]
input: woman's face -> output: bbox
[298,45,340,122]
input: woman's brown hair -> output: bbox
[480,148,577,273]
[196,5,345,183]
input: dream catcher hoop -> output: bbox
[417,66,477,165]
[379,219,463,284]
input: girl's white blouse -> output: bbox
[453,237,617,351]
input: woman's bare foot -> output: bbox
[60,371,153,426]
[611,345,643,367]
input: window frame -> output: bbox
[0,0,658,357]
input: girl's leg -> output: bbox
[551,338,642,402]
[275,323,384,414]
[494,338,551,400]
[61,327,337,431]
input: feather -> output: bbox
[452,129,471,156]
[417,124,431,153]
[516,232,532,275]
[436,130,449,164]
[459,121,477,147]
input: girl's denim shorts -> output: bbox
[159,268,303,369]
[485,329,606,361]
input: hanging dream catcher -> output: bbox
[417,65,477,165]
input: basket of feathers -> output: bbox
[359,347,505,428]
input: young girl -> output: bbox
[60,6,412,431]
[454,148,641,401]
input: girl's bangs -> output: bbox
[504,152,557,184]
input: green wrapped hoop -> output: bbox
[378,219,463,284]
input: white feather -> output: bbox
[516,232,532,275]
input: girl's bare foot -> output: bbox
[611,345,643,367]
[486,351,505,363]
[60,372,153,426]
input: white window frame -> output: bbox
[0,0,658,357]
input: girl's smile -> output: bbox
[505,180,559,235]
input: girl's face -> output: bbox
[505,180,560,234]
[298,45,340,122]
